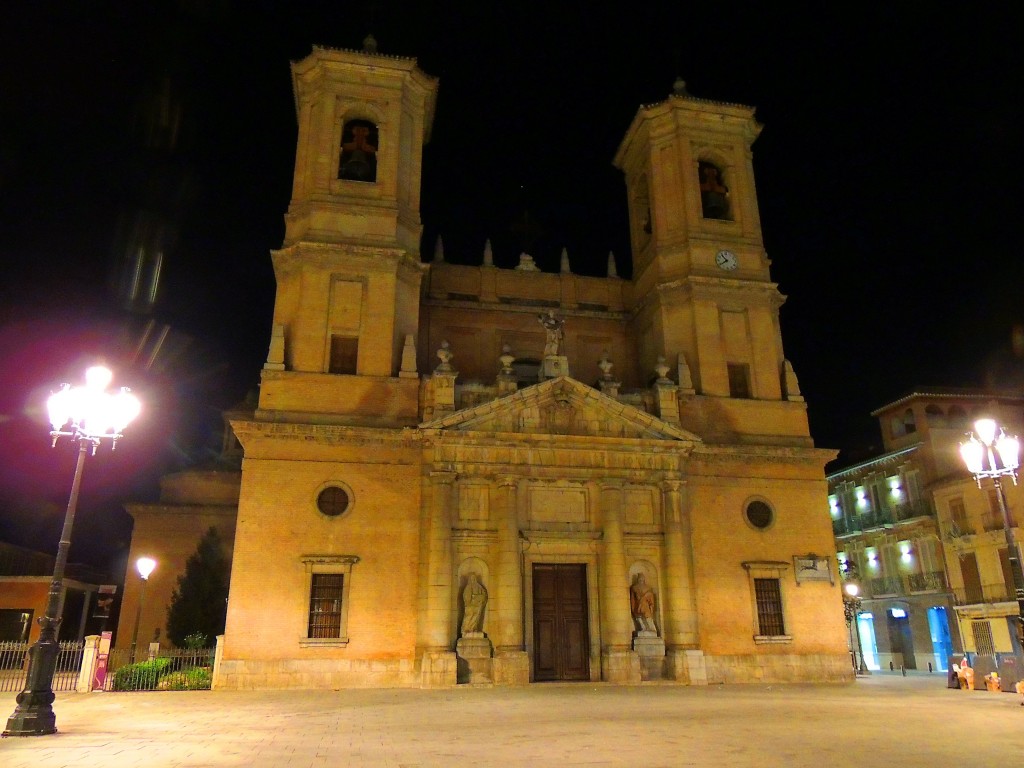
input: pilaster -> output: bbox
[661,479,699,649]
[599,480,641,683]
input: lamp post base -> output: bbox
[3,633,60,737]
[4,705,57,737]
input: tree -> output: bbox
[165,526,229,647]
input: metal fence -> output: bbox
[0,641,84,693]
[101,647,215,692]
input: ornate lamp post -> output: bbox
[4,366,140,737]
[843,581,870,675]
[129,557,157,663]
[960,418,1024,650]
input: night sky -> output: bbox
[1,2,1021,570]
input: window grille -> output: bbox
[308,574,344,638]
[972,620,995,656]
[754,578,785,636]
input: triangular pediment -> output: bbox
[420,377,700,442]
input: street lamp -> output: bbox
[129,557,157,663]
[4,366,140,737]
[960,418,1024,650]
[843,581,870,675]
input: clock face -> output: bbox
[715,249,738,271]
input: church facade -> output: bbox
[130,44,850,688]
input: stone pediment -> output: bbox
[420,377,700,442]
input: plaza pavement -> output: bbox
[1,673,1021,767]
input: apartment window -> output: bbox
[948,497,968,536]
[972,620,995,656]
[987,489,1001,518]
[754,579,786,636]
[300,555,359,646]
[727,363,751,399]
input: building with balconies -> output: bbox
[829,446,956,673]
[829,388,1024,678]
[930,427,1024,685]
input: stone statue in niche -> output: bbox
[460,573,488,636]
[338,119,378,182]
[538,310,565,357]
[630,572,657,634]
[698,161,729,219]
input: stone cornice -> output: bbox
[231,419,420,450]
[272,241,426,275]
[693,443,837,466]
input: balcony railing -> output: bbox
[980,512,1016,533]
[944,519,974,538]
[869,576,904,597]
[907,571,947,593]
[831,498,935,536]
[952,584,1017,606]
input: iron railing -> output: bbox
[831,498,936,536]
[0,641,83,693]
[907,571,947,593]
[102,647,215,692]
[869,576,904,597]
[952,584,1016,606]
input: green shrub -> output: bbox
[183,633,208,650]
[156,666,212,690]
[111,657,173,691]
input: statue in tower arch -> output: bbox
[698,160,730,219]
[338,119,378,182]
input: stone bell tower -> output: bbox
[259,44,438,423]
[614,79,808,442]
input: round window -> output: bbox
[745,500,774,530]
[317,485,351,518]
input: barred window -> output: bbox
[308,574,344,638]
[754,578,786,636]
[972,620,995,656]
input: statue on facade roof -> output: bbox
[538,310,565,357]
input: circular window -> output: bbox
[745,500,774,530]
[317,485,351,518]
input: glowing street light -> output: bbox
[842,578,869,675]
[959,418,1024,649]
[129,557,157,663]
[4,366,140,737]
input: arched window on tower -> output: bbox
[698,160,730,220]
[338,119,379,182]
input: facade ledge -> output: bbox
[299,638,351,648]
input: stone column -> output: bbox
[493,475,529,684]
[661,479,706,684]
[75,635,100,693]
[599,480,640,683]
[421,471,457,687]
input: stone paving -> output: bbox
[1,674,1021,767]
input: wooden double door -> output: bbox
[532,563,590,681]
